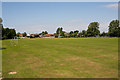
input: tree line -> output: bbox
[55,20,120,38]
[0,18,16,40]
[0,17,120,40]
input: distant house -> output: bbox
[34,34,39,37]
[18,34,26,39]
[27,33,30,37]
[19,34,23,37]
[42,34,57,38]
[30,34,35,38]
[30,34,39,38]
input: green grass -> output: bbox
[2,38,118,78]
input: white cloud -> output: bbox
[104,3,118,8]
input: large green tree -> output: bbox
[0,18,3,40]
[87,22,100,37]
[1,18,16,40]
[56,27,63,35]
[2,28,16,39]
[108,20,120,37]
[56,28,60,34]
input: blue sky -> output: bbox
[2,0,120,2]
[2,2,118,33]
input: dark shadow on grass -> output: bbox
[0,48,6,50]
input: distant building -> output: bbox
[42,34,57,38]
[34,34,39,37]
[30,34,35,38]
[19,34,23,37]
[30,34,39,38]
[27,33,30,37]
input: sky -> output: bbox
[2,2,118,34]
[1,0,120,2]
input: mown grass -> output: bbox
[2,38,118,78]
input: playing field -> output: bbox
[2,38,118,78]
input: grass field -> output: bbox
[2,38,118,78]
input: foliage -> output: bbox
[0,18,2,24]
[81,30,87,37]
[100,32,108,37]
[87,22,100,37]
[44,31,48,34]
[40,31,48,35]
[74,30,79,34]
[2,28,16,40]
[64,32,67,37]
[0,18,2,40]
[60,31,65,37]
[23,32,27,37]
[108,20,120,37]
[16,32,20,37]
[56,27,63,35]
[0,18,16,40]
[69,31,74,37]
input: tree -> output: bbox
[81,30,87,37]
[10,29,16,38]
[41,31,45,35]
[70,31,73,34]
[0,18,3,40]
[60,31,65,37]
[56,28,60,34]
[44,31,48,34]
[82,30,86,37]
[100,32,108,37]
[2,28,16,39]
[64,32,67,37]
[74,30,79,34]
[60,27,63,33]
[16,32,20,37]
[42,31,45,35]
[40,31,48,35]
[78,32,82,37]
[23,32,27,37]
[56,27,63,35]
[87,22,100,37]
[2,26,16,39]
[108,20,120,37]
[69,31,73,37]
[0,18,2,24]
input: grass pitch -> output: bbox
[2,38,118,78]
